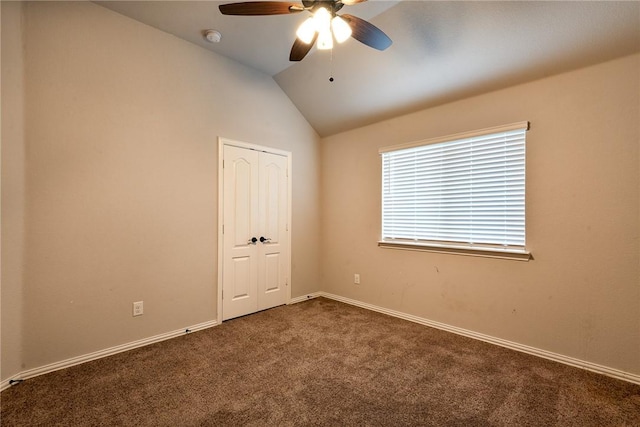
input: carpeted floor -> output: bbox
[2,297,639,426]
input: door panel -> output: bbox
[263,162,281,243]
[231,256,251,299]
[233,159,253,247]
[264,253,280,292]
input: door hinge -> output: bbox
[222,224,224,234]
[222,160,225,168]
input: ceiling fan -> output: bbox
[218,0,392,61]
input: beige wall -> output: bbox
[1,1,27,379]
[1,1,320,374]
[320,54,640,375]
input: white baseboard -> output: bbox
[288,293,321,305]
[318,292,640,385]
[1,319,218,392]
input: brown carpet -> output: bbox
[2,297,639,426]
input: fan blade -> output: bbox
[341,13,392,51]
[290,34,318,61]
[219,2,303,16]
[341,0,367,5]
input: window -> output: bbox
[380,122,530,260]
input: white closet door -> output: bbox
[257,152,288,312]
[222,144,289,321]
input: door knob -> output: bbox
[248,237,258,244]
[260,236,271,243]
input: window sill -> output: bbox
[378,241,532,261]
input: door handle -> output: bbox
[260,236,271,243]
[248,237,258,245]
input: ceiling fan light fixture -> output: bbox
[331,16,352,43]
[313,7,331,32]
[296,17,316,44]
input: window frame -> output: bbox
[378,122,531,261]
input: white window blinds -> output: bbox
[381,122,528,252]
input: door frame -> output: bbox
[217,137,292,324]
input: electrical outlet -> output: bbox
[133,301,144,317]
[354,274,360,285]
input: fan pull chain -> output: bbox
[329,47,334,83]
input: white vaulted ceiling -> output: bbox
[96,1,640,137]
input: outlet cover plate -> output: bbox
[133,301,144,316]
